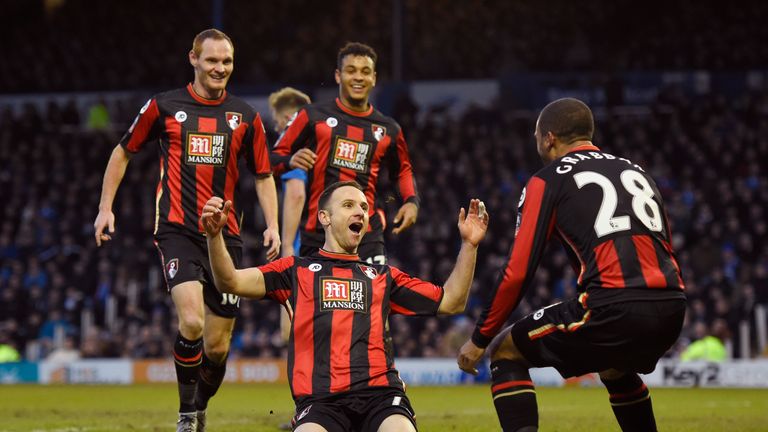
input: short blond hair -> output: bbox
[192,28,233,56]
[268,87,311,112]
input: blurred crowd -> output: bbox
[1,85,767,363]
[5,0,767,92]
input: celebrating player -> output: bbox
[457,98,686,432]
[271,42,419,264]
[93,29,280,432]
[201,181,488,431]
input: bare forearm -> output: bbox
[255,176,279,229]
[282,181,305,253]
[207,231,239,293]
[99,146,131,211]
[439,242,478,314]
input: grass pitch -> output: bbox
[1,383,766,431]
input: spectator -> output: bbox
[680,319,730,362]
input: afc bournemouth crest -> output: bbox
[358,264,378,280]
[166,258,179,280]
[226,112,242,130]
[371,124,387,142]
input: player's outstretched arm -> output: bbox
[202,197,268,299]
[94,145,133,246]
[437,199,489,314]
[254,175,281,261]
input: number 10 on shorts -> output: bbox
[221,293,240,306]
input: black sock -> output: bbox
[601,373,656,432]
[490,359,538,432]
[195,353,228,411]
[173,332,203,413]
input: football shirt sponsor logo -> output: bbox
[320,277,367,312]
[185,132,227,166]
[330,137,372,172]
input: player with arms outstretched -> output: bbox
[458,98,686,432]
[202,181,488,431]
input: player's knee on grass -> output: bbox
[377,414,417,432]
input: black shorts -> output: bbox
[154,232,243,318]
[292,387,416,432]
[510,295,686,377]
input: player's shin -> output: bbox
[490,359,538,432]
[195,352,228,411]
[173,332,204,413]
[600,373,657,432]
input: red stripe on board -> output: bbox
[329,267,353,393]
[491,380,534,393]
[165,116,184,225]
[195,117,217,233]
[593,240,625,288]
[306,122,332,231]
[292,267,316,397]
[368,274,389,387]
[632,235,667,288]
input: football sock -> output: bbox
[195,352,228,411]
[601,373,657,432]
[173,332,203,413]
[490,359,538,432]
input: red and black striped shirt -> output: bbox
[119,84,272,245]
[258,249,443,401]
[472,144,686,348]
[270,98,418,250]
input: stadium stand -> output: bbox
[4,0,768,92]
[1,0,767,365]
[1,85,766,361]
